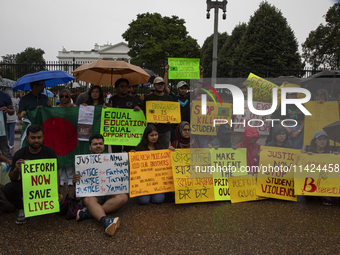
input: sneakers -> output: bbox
[60,181,65,187]
[322,197,332,206]
[76,207,93,222]
[104,217,120,236]
[68,181,73,186]
[16,209,27,225]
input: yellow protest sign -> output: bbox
[245,73,281,103]
[146,101,181,124]
[190,148,212,178]
[168,58,200,79]
[256,147,299,201]
[171,149,215,204]
[229,175,265,203]
[294,153,340,196]
[22,158,60,217]
[129,150,174,198]
[191,101,232,135]
[303,101,340,146]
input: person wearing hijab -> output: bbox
[208,123,234,149]
[170,121,198,149]
[236,127,261,169]
[265,125,293,148]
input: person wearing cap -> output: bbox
[143,76,174,149]
[208,123,235,149]
[305,130,339,205]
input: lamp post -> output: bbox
[206,0,227,86]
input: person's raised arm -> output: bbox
[164,65,170,95]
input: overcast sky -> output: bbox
[0,0,337,61]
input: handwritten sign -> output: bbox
[294,153,340,196]
[22,159,59,217]
[191,101,232,135]
[75,153,129,197]
[168,58,200,79]
[245,73,281,103]
[146,101,181,124]
[171,149,214,204]
[190,148,212,178]
[100,108,146,146]
[229,175,264,203]
[129,150,174,198]
[233,101,272,135]
[256,147,299,201]
[303,101,340,146]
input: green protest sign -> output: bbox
[168,58,200,79]
[100,108,146,146]
[22,158,59,217]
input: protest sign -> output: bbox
[75,153,129,197]
[303,101,340,146]
[256,147,299,201]
[171,149,215,204]
[190,148,212,178]
[22,159,59,217]
[146,101,181,124]
[129,150,174,198]
[210,148,247,201]
[294,153,340,197]
[229,175,264,203]
[168,58,200,79]
[101,108,146,146]
[245,73,281,103]
[77,105,95,141]
[191,101,232,135]
[233,101,272,135]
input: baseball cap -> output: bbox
[177,81,188,89]
[153,77,164,85]
[314,130,328,139]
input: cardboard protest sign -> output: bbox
[100,108,146,146]
[245,73,281,103]
[191,101,232,135]
[303,101,340,146]
[190,148,212,178]
[294,153,340,197]
[22,159,59,217]
[233,101,272,135]
[129,150,174,198]
[146,101,181,124]
[168,58,200,79]
[75,153,129,197]
[171,149,215,204]
[256,147,300,201]
[229,175,265,203]
[210,148,247,201]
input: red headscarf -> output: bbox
[236,127,261,167]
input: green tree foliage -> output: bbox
[302,3,340,69]
[200,32,228,78]
[122,13,201,64]
[238,2,302,76]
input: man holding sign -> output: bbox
[3,125,63,224]
[73,134,127,236]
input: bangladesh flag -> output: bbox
[149,109,155,114]
[218,107,230,116]
[170,66,178,71]
[21,106,106,167]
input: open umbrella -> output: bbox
[66,81,82,88]
[72,60,150,86]
[323,121,340,144]
[41,88,54,97]
[0,78,16,88]
[12,70,75,91]
[143,68,156,84]
[300,70,340,95]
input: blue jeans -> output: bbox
[6,122,15,147]
[0,136,13,160]
[59,165,75,183]
[137,193,165,205]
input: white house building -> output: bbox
[57,42,131,63]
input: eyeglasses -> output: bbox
[119,85,129,89]
[182,128,190,132]
[60,95,69,99]
[155,83,165,86]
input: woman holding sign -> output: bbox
[169,121,198,149]
[135,124,166,204]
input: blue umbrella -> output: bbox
[41,88,54,97]
[12,70,75,91]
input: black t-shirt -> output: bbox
[10,145,59,183]
[109,95,138,109]
[170,92,190,123]
[144,93,174,133]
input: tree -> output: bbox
[238,2,302,76]
[302,3,340,69]
[122,12,201,64]
[200,32,229,78]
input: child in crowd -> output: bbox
[134,124,165,205]
[208,123,234,149]
[265,125,293,148]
